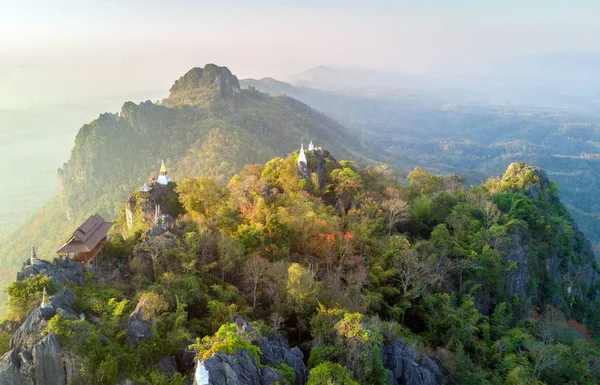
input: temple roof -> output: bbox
[140,183,152,192]
[160,160,168,174]
[56,214,112,254]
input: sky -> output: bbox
[1,0,600,108]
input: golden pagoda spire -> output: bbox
[160,160,167,175]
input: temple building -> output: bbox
[56,214,112,263]
[157,160,171,186]
[308,141,315,152]
[140,183,153,198]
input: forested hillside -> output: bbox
[0,64,372,299]
[2,149,599,384]
[241,77,600,244]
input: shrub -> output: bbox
[307,361,360,385]
[189,322,261,361]
[5,275,56,322]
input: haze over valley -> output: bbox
[2,2,600,384]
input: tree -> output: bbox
[407,167,444,197]
[137,292,169,320]
[387,236,443,323]
[308,362,360,385]
[243,255,269,309]
[176,177,227,225]
[381,187,409,235]
[287,263,319,305]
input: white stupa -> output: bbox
[297,144,307,165]
[157,160,171,185]
[308,141,315,151]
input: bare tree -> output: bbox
[482,201,501,229]
[382,187,409,235]
[243,255,270,309]
[522,341,559,381]
[390,247,444,323]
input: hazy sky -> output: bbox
[1,0,600,108]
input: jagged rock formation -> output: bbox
[295,146,340,193]
[383,339,442,385]
[165,64,241,109]
[126,300,156,345]
[192,317,441,385]
[193,318,309,385]
[17,257,83,287]
[499,163,600,321]
[0,288,82,385]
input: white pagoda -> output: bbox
[157,160,171,186]
[297,144,307,165]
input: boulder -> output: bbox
[157,356,178,378]
[383,339,442,385]
[203,351,262,385]
[257,334,309,385]
[126,300,156,345]
[261,366,285,385]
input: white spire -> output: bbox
[308,141,315,151]
[297,144,307,165]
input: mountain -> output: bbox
[241,77,600,244]
[0,148,598,384]
[0,64,374,300]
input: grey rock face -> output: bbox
[33,334,65,385]
[261,367,285,385]
[257,334,309,385]
[19,258,84,287]
[203,352,262,385]
[126,300,156,345]
[383,339,442,385]
[194,318,309,385]
[0,286,80,385]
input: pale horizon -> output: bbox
[2,0,600,108]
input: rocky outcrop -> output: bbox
[383,339,442,385]
[193,318,308,385]
[203,352,262,385]
[499,163,600,319]
[0,288,81,385]
[295,148,340,193]
[166,64,241,108]
[256,334,308,385]
[17,257,83,287]
[126,300,156,345]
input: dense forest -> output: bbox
[2,147,599,384]
[0,65,374,299]
[242,77,600,244]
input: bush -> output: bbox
[5,275,56,321]
[0,332,11,355]
[189,322,261,361]
[307,361,360,385]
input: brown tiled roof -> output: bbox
[56,214,112,254]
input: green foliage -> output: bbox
[3,140,600,385]
[190,322,261,361]
[5,275,56,321]
[307,361,360,385]
[270,362,296,385]
[0,331,11,355]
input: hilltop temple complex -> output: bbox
[124,160,176,235]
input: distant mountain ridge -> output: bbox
[241,76,600,244]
